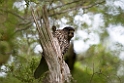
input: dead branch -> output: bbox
[31,5,71,83]
[49,0,105,17]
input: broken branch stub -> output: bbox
[31,5,72,83]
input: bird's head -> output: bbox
[63,27,75,40]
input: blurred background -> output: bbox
[0,0,124,83]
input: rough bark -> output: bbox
[31,5,71,83]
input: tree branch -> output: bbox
[49,0,83,11]
[31,5,72,83]
[0,8,25,20]
[49,0,105,17]
[14,22,32,33]
[82,0,105,9]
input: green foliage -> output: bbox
[0,55,42,83]
[0,0,124,83]
[73,48,121,83]
[0,41,10,65]
[0,76,22,83]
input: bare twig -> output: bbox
[90,65,122,83]
[90,63,95,83]
[49,0,105,17]
[0,8,25,20]
[14,22,32,33]
[82,0,105,9]
[49,0,83,10]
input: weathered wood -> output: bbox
[31,5,71,83]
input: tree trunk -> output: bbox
[31,5,72,83]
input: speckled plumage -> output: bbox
[34,26,75,79]
[52,27,75,55]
